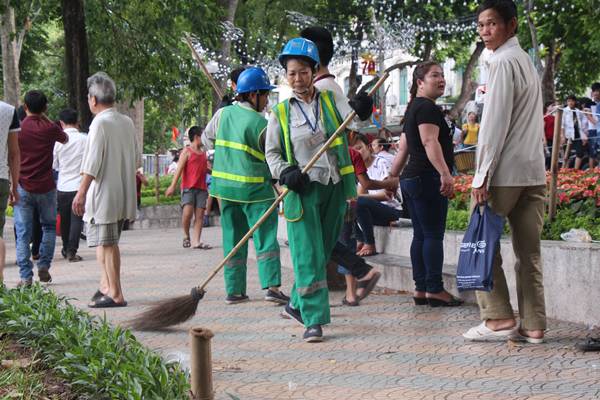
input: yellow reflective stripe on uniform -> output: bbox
[212,170,265,183]
[329,137,343,148]
[320,91,341,127]
[215,139,265,161]
[340,165,355,176]
[276,102,294,164]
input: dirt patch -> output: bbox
[0,334,76,399]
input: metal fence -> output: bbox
[142,154,172,176]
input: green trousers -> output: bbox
[287,181,346,327]
[221,199,281,296]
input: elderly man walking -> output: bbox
[463,0,547,343]
[73,72,139,308]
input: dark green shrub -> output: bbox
[0,285,190,399]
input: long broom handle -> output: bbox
[184,34,225,99]
[195,71,390,292]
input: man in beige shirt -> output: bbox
[73,72,139,308]
[463,0,547,343]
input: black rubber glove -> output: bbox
[348,92,374,121]
[279,165,310,193]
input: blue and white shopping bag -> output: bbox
[456,205,505,292]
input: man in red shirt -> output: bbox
[13,90,68,287]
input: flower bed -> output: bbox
[447,170,600,240]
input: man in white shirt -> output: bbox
[0,101,20,284]
[561,95,588,170]
[54,108,87,262]
[463,0,547,344]
[73,72,139,308]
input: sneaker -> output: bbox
[303,325,323,343]
[17,279,32,288]
[280,302,303,326]
[32,254,40,261]
[68,252,83,262]
[38,269,52,283]
[264,289,290,305]
[61,248,67,259]
[225,294,249,305]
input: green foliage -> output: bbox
[0,285,190,399]
[140,176,181,206]
[542,199,600,241]
[446,208,470,232]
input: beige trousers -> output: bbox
[474,185,547,330]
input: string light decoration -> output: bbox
[189,0,486,80]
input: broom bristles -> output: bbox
[128,293,201,331]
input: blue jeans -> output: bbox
[355,196,403,245]
[400,172,448,293]
[13,186,57,280]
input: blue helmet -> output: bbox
[236,67,276,94]
[278,38,320,68]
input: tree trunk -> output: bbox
[541,39,558,104]
[212,0,239,112]
[0,1,21,106]
[526,0,543,75]
[450,41,485,120]
[61,0,92,130]
[347,24,364,98]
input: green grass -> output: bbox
[0,285,190,399]
[0,337,51,399]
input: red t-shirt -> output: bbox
[19,115,68,193]
[181,148,208,190]
[349,147,367,176]
[544,114,555,142]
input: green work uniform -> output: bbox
[271,90,357,327]
[211,103,281,296]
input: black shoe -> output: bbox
[225,294,249,305]
[303,325,323,343]
[577,337,600,352]
[68,252,83,262]
[265,289,290,305]
[281,302,303,326]
[32,254,40,261]
[38,269,52,283]
[427,295,463,307]
[61,248,67,259]
[413,297,428,305]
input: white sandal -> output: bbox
[509,329,545,344]
[463,322,516,341]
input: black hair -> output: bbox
[16,106,26,122]
[282,56,317,72]
[24,90,48,114]
[373,137,392,152]
[592,82,600,92]
[58,108,78,125]
[230,66,246,85]
[355,134,370,146]
[300,26,334,67]
[188,126,203,142]
[477,0,518,34]
[566,94,578,102]
[544,101,554,110]
[405,61,441,114]
[240,89,269,104]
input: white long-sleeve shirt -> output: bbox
[561,107,588,141]
[473,37,546,189]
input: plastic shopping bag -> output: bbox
[456,205,505,292]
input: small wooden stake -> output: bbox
[190,327,214,400]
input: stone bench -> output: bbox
[273,217,600,326]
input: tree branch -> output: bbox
[526,0,543,75]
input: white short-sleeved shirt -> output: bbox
[0,102,19,180]
[53,128,87,192]
[80,108,139,224]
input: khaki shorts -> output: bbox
[181,188,208,209]
[86,220,124,247]
[0,179,10,238]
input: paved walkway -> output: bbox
[3,225,600,400]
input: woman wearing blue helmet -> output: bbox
[202,66,290,306]
[265,37,373,342]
